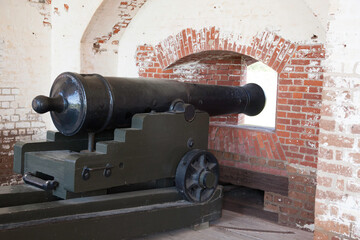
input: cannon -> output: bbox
[2,72,265,239]
[32,72,265,136]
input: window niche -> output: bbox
[243,62,277,129]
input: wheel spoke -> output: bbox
[199,154,207,168]
[186,177,198,189]
[190,162,201,172]
[206,163,217,170]
[195,188,204,202]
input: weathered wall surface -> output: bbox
[314,0,360,239]
[81,0,146,75]
[0,0,52,184]
[117,0,327,77]
[0,0,106,185]
[51,0,102,78]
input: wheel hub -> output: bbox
[199,171,216,189]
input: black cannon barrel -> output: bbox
[32,72,265,136]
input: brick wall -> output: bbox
[0,87,46,185]
[0,0,51,185]
[136,27,325,229]
[314,0,360,239]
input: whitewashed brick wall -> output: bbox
[315,0,360,239]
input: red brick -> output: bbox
[278,105,291,111]
[279,79,292,85]
[304,80,323,86]
[335,151,343,161]
[277,131,290,138]
[277,111,286,118]
[300,161,317,168]
[302,107,321,114]
[318,162,352,177]
[291,106,301,112]
[316,220,350,236]
[279,73,289,78]
[348,152,360,163]
[289,191,308,201]
[279,206,299,215]
[291,175,315,185]
[285,151,304,159]
[300,147,318,155]
[305,66,323,73]
[317,176,332,187]
[264,203,279,212]
[277,118,290,125]
[291,59,310,65]
[289,73,308,79]
[287,112,306,119]
[264,192,274,202]
[305,155,315,162]
[316,190,343,201]
[287,99,307,106]
[351,124,360,134]
[300,210,314,220]
[309,87,320,93]
[318,147,333,160]
[313,231,329,240]
[294,80,303,85]
[278,92,292,98]
[286,126,305,133]
[320,134,354,148]
[289,86,308,92]
[336,179,344,191]
[346,181,360,192]
[277,98,287,104]
[304,93,322,100]
[294,66,304,72]
[293,92,303,98]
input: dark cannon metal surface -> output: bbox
[32,72,266,136]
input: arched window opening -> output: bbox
[244,62,277,129]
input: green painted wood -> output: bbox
[0,187,181,224]
[0,187,222,240]
[19,111,209,199]
[0,184,57,208]
[14,130,114,175]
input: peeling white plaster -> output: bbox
[289,163,317,174]
[309,61,319,66]
[307,141,317,148]
[51,0,102,78]
[297,223,315,232]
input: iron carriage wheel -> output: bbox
[175,149,220,203]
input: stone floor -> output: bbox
[137,210,313,240]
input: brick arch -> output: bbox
[136,26,325,228]
[154,27,296,73]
